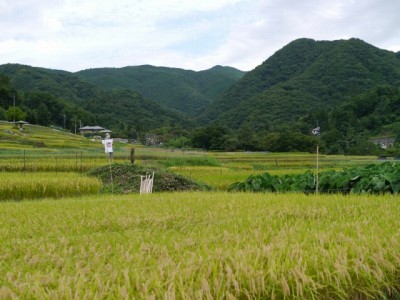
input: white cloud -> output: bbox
[0,0,399,72]
[196,0,400,70]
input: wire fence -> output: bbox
[0,147,210,173]
[0,152,122,173]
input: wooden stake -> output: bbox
[109,157,113,194]
[316,145,319,195]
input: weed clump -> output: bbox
[87,163,211,193]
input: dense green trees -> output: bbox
[296,85,400,154]
[198,38,400,132]
[186,125,319,152]
[0,65,191,135]
[191,125,230,150]
[5,107,26,122]
[76,65,244,116]
[0,74,17,109]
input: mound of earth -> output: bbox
[87,163,211,193]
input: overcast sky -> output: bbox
[1,0,399,72]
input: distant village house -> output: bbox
[370,137,395,149]
[145,133,163,146]
[79,126,112,137]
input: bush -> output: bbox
[87,163,211,193]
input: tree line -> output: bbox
[1,72,399,156]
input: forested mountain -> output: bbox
[75,65,244,116]
[1,38,400,154]
[0,64,191,138]
[199,38,400,129]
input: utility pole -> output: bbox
[13,94,16,122]
[63,114,66,129]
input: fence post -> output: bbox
[316,145,319,195]
[109,159,113,194]
[130,148,135,164]
[23,149,26,174]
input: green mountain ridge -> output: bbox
[1,37,400,154]
[75,65,245,116]
[199,38,400,129]
[0,64,192,137]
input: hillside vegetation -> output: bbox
[199,38,400,128]
[0,64,191,138]
[197,38,400,154]
[76,65,244,116]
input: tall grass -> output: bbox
[1,192,400,298]
[0,173,102,201]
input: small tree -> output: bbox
[6,107,26,122]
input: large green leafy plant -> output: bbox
[229,162,400,194]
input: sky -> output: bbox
[1,0,400,72]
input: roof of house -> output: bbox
[13,120,29,124]
[79,126,105,131]
[370,137,395,143]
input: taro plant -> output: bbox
[229,162,400,195]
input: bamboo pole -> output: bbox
[109,155,113,194]
[316,145,319,195]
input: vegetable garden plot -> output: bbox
[229,161,400,194]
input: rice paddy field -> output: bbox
[0,172,102,201]
[1,192,400,299]
[2,122,400,298]
[0,122,383,177]
[168,153,383,190]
